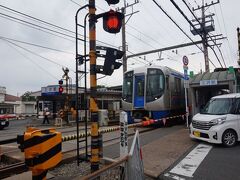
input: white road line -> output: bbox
[164,173,186,180]
[168,144,212,178]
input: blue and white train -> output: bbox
[122,66,186,124]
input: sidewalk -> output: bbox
[142,128,196,178]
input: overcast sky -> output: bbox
[0,0,239,96]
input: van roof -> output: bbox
[212,93,240,99]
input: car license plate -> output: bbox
[194,131,200,137]
[1,121,6,125]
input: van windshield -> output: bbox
[201,98,234,115]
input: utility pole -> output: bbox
[201,1,209,72]
[120,0,139,73]
[121,7,127,73]
[191,0,220,72]
[89,0,100,172]
[237,27,240,66]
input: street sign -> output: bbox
[182,55,189,66]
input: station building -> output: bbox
[36,84,122,122]
[189,67,240,115]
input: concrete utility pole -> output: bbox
[237,27,240,66]
[192,0,220,72]
[89,0,100,172]
[201,1,209,72]
[120,0,139,73]
[121,7,127,73]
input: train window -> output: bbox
[146,68,165,102]
[174,77,181,93]
[123,71,133,103]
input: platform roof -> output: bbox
[189,70,235,87]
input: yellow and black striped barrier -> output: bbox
[61,114,187,142]
[17,127,62,180]
[62,127,119,142]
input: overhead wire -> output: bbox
[0,35,74,54]
[1,38,59,80]
[218,1,236,63]
[0,4,119,49]
[180,0,225,68]
[0,36,75,72]
[151,0,219,69]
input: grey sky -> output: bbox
[0,0,239,95]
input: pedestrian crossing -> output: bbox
[164,144,212,179]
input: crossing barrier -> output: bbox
[61,114,187,142]
[17,127,62,180]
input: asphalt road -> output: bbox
[2,120,240,180]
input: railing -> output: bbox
[81,156,128,180]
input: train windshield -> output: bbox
[146,68,165,102]
[123,71,133,103]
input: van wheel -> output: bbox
[222,130,237,147]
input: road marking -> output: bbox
[166,143,212,178]
[0,145,17,148]
[164,173,186,180]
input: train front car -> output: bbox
[122,66,185,124]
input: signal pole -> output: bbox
[89,0,100,172]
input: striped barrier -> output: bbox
[62,127,120,142]
[17,127,62,179]
[62,114,187,142]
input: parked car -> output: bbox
[0,115,9,130]
[190,93,240,147]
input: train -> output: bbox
[122,66,186,124]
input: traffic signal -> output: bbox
[58,80,63,94]
[105,0,119,4]
[103,47,124,75]
[103,10,124,34]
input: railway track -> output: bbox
[0,126,154,179]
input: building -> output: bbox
[0,86,20,116]
[37,84,122,121]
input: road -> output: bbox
[1,119,240,179]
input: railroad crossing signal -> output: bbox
[103,10,124,34]
[96,46,124,75]
[58,80,63,94]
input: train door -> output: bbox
[134,74,145,108]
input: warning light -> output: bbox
[103,10,124,34]
[58,80,64,94]
[59,86,64,94]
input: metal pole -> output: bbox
[184,87,189,128]
[89,0,100,172]
[84,13,89,162]
[75,4,89,166]
[121,7,127,73]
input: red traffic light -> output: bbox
[103,10,124,34]
[105,0,119,4]
[59,86,64,94]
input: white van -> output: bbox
[190,93,240,147]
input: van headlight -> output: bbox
[210,117,226,125]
